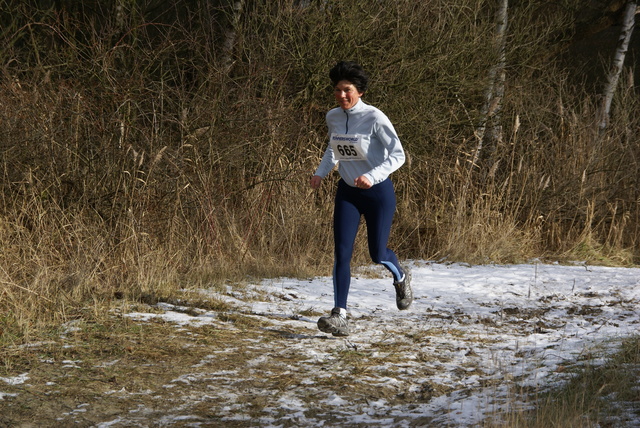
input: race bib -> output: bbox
[330,133,369,161]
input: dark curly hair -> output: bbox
[329,61,369,93]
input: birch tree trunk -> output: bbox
[221,0,245,73]
[472,0,508,169]
[458,0,508,217]
[599,1,637,132]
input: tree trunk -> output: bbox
[221,0,245,73]
[473,0,508,169]
[458,0,508,218]
[599,1,637,131]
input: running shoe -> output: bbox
[394,265,413,310]
[317,307,350,336]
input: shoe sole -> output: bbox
[395,267,413,310]
[397,300,412,310]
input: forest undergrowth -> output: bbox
[0,0,638,350]
[1,1,640,426]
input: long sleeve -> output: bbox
[315,100,404,187]
[314,140,338,178]
[363,113,405,185]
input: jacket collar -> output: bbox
[343,98,364,113]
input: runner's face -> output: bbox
[334,80,363,110]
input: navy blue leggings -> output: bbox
[333,178,403,309]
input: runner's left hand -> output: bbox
[354,176,372,189]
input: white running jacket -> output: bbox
[314,99,405,187]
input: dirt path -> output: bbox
[2,263,639,427]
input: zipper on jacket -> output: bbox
[344,110,349,133]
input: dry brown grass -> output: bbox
[489,336,640,427]
[0,0,638,345]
